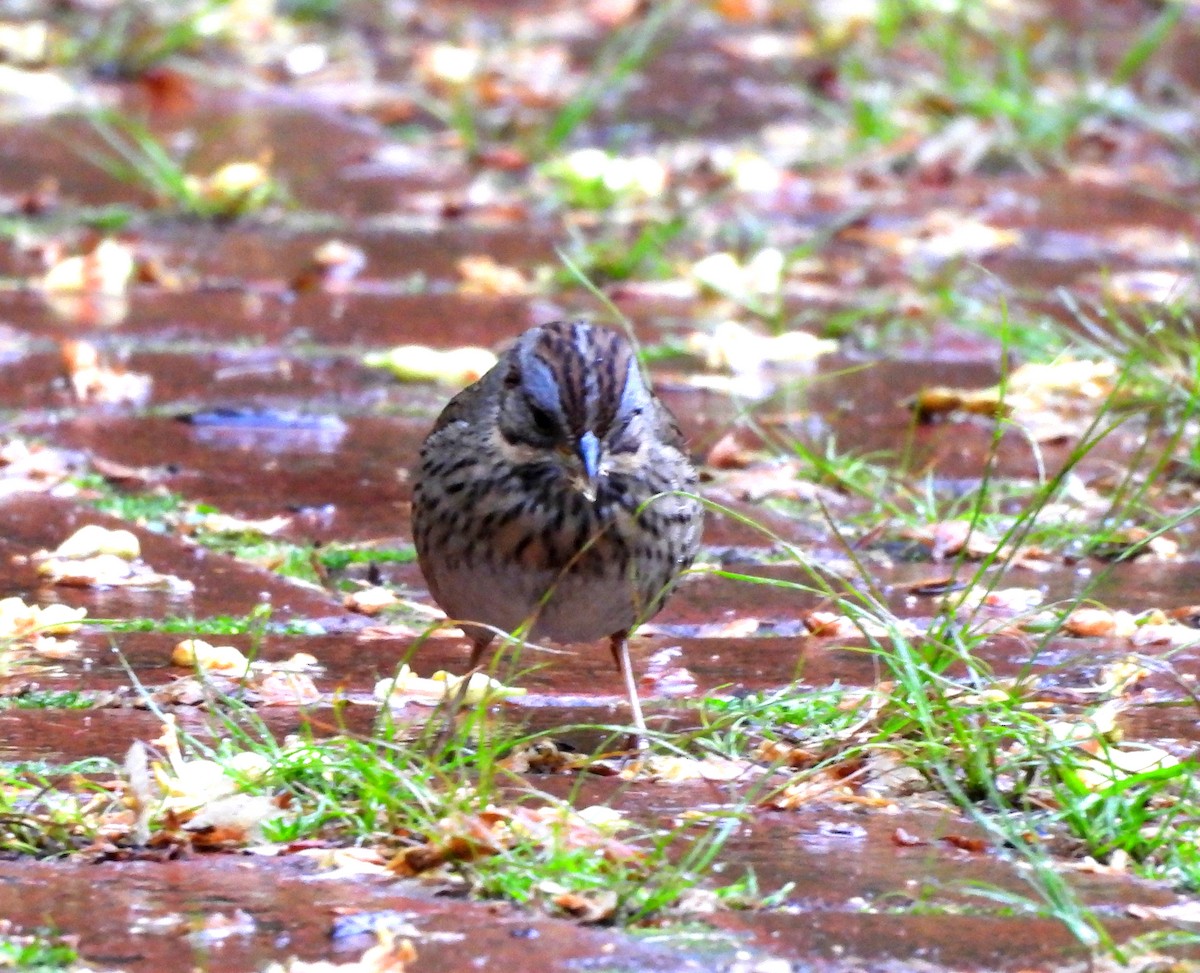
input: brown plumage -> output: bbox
[412,320,703,743]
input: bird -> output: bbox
[411,319,703,746]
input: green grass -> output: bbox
[100,609,321,637]
[0,929,81,973]
[82,112,283,219]
[825,0,1186,169]
[551,218,685,285]
[684,319,1200,958]
[73,473,417,592]
[698,685,862,760]
[109,673,745,924]
[58,0,233,76]
[72,474,191,531]
[0,760,123,857]
[6,0,1200,956]
[0,690,95,710]
[417,0,681,163]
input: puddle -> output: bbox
[2,1,1200,970]
[0,858,702,973]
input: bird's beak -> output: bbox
[577,431,600,502]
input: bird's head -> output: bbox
[497,320,651,500]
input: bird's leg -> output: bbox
[433,635,492,753]
[466,636,490,673]
[610,631,648,752]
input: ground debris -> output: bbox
[908,359,1120,442]
[392,803,640,878]
[373,665,526,705]
[0,595,85,657]
[263,929,417,973]
[28,524,194,593]
[0,437,77,496]
[364,344,498,386]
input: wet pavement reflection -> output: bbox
[3,1,1200,970]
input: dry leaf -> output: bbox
[172,639,250,674]
[184,793,281,845]
[0,596,86,639]
[191,512,291,536]
[1126,900,1200,924]
[290,240,366,293]
[1063,607,1137,638]
[373,665,526,706]
[1073,743,1178,791]
[255,671,321,706]
[294,846,392,878]
[619,754,756,783]
[802,611,919,640]
[33,525,193,592]
[705,430,761,469]
[184,158,276,216]
[457,255,530,296]
[686,320,835,373]
[41,239,135,295]
[395,803,637,877]
[941,834,988,853]
[364,345,498,386]
[264,929,417,973]
[344,586,399,615]
[753,739,819,768]
[1130,623,1200,648]
[52,524,140,559]
[499,739,579,774]
[62,340,152,406]
[763,768,860,809]
[909,359,1119,442]
[549,888,618,923]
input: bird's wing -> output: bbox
[651,397,689,455]
[430,364,503,434]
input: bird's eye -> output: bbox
[528,403,558,437]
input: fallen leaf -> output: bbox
[908,359,1120,442]
[255,671,321,706]
[294,846,392,878]
[753,739,819,768]
[549,888,618,923]
[184,157,277,216]
[344,586,400,615]
[263,929,417,972]
[172,639,250,675]
[1126,900,1200,923]
[184,793,282,846]
[190,512,291,536]
[1063,607,1137,638]
[619,754,756,783]
[941,834,988,853]
[705,430,762,469]
[394,803,637,877]
[457,255,530,296]
[686,320,836,373]
[1130,623,1200,648]
[61,339,152,406]
[498,739,578,773]
[41,238,135,295]
[51,524,140,559]
[290,240,366,293]
[373,666,526,706]
[33,525,193,592]
[364,344,498,386]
